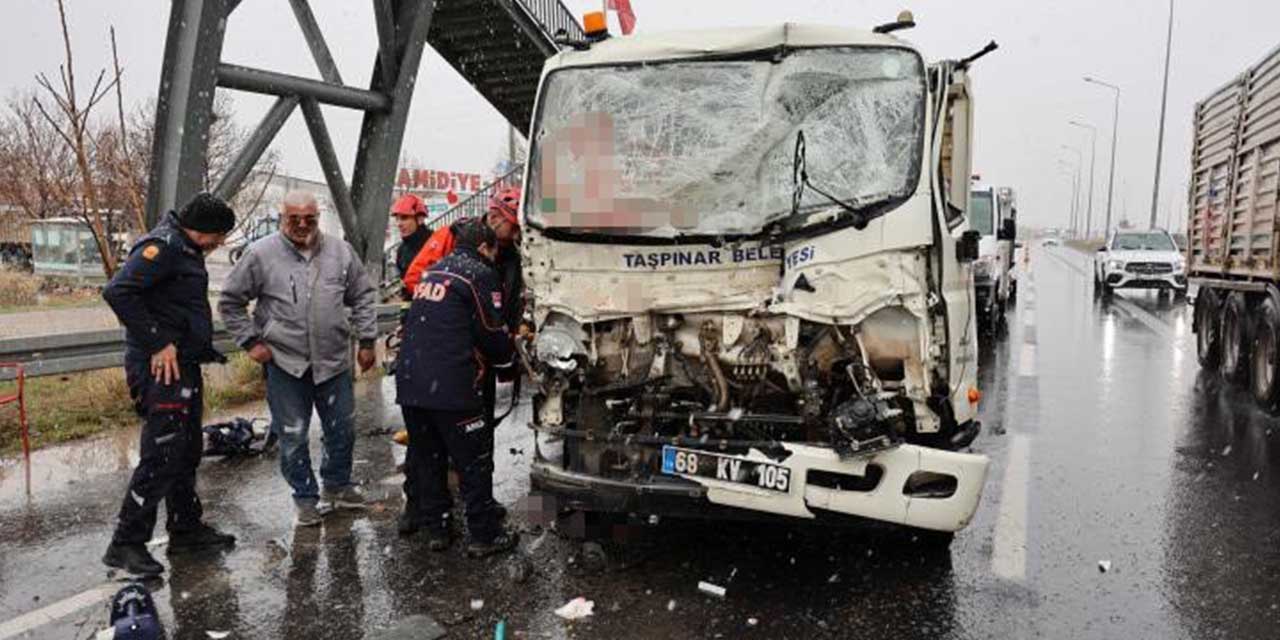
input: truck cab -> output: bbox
[968,185,1017,336]
[519,23,991,539]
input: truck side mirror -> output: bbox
[958,230,980,262]
[998,218,1016,241]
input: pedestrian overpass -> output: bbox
[145,0,584,274]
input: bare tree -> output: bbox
[109,26,145,235]
[0,96,78,222]
[0,2,279,278]
[30,0,120,276]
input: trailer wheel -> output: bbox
[1195,289,1222,369]
[1221,293,1251,384]
[1251,297,1280,412]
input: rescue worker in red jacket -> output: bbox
[391,194,430,300]
[402,187,523,332]
[395,219,518,557]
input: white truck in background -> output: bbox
[968,185,1018,337]
[518,14,998,544]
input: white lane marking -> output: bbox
[1110,296,1177,340]
[1023,307,1036,329]
[0,583,116,640]
[992,434,1031,582]
[1018,343,1037,377]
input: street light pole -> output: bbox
[1058,165,1080,236]
[1061,145,1083,237]
[1150,0,1174,228]
[1069,121,1098,238]
[1084,76,1121,236]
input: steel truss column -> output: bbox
[349,0,435,273]
[144,0,232,228]
[214,95,299,201]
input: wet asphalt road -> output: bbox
[3,244,1280,639]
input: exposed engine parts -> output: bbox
[528,308,962,470]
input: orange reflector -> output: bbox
[967,387,982,404]
[583,11,607,36]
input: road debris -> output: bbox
[206,632,230,639]
[1098,560,1112,573]
[747,618,759,627]
[698,581,727,598]
[1222,445,1232,456]
[506,554,534,584]
[471,598,485,611]
[370,615,446,640]
[667,599,677,611]
[554,597,595,621]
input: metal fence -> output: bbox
[0,304,403,381]
[516,0,587,41]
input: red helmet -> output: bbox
[488,186,522,224]
[391,194,427,218]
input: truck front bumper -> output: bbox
[532,440,990,533]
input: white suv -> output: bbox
[1093,229,1187,296]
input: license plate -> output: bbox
[661,446,792,493]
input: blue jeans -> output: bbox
[265,362,356,505]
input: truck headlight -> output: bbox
[535,328,580,372]
[1174,258,1186,273]
[1106,259,1125,272]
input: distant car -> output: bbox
[1041,237,1061,247]
[1093,229,1186,297]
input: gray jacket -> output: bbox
[218,232,378,384]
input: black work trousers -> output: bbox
[112,360,205,545]
[400,406,500,543]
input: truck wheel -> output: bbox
[1195,289,1222,369]
[1221,293,1251,384]
[1251,297,1280,412]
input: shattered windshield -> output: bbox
[969,191,995,236]
[528,47,925,238]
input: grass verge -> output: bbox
[0,353,266,455]
[0,270,103,314]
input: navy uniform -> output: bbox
[102,194,237,576]
[395,220,517,556]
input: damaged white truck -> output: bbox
[518,17,996,543]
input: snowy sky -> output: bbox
[1,0,1277,232]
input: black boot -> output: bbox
[465,531,518,558]
[103,543,165,576]
[397,511,420,537]
[169,523,236,552]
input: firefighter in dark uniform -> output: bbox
[395,219,519,557]
[397,188,524,534]
[101,193,238,577]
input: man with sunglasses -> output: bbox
[218,190,379,527]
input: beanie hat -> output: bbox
[177,193,235,233]
[452,218,497,254]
